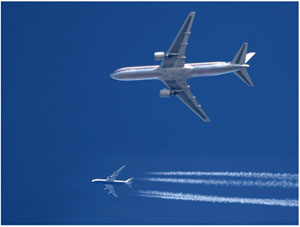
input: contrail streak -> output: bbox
[136,190,298,207]
[141,177,298,188]
[147,171,298,181]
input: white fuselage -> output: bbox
[91,178,128,185]
[110,62,249,81]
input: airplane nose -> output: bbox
[110,72,123,80]
[110,73,116,79]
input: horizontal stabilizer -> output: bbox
[232,43,248,64]
[234,69,254,87]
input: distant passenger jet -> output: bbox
[110,12,255,122]
[91,165,133,197]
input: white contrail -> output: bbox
[141,177,298,188]
[147,171,298,181]
[136,190,298,207]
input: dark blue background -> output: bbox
[2,2,298,224]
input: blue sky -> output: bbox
[2,2,298,225]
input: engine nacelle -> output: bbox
[159,88,172,98]
[154,52,165,61]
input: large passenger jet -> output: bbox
[110,12,255,122]
[91,165,133,197]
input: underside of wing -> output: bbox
[105,184,118,197]
[161,12,196,68]
[107,165,125,181]
[162,80,211,122]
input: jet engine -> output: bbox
[159,88,172,98]
[154,52,165,61]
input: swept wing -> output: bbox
[107,165,125,181]
[163,79,211,122]
[104,184,118,197]
[161,12,196,68]
[160,12,211,121]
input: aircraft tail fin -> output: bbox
[245,52,256,63]
[232,43,255,87]
[126,177,134,188]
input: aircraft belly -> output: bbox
[114,69,160,81]
[190,65,240,77]
[108,181,126,185]
[159,67,192,81]
[93,180,125,184]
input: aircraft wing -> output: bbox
[162,79,211,122]
[107,165,125,181]
[104,184,118,197]
[161,12,196,68]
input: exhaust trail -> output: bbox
[136,190,298,207]
[141,177,298,188]
[147,171,298,181]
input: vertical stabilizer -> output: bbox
[245,52,256,63]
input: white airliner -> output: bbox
[91,165,133,197]
[110,12,255,122]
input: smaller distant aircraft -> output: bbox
[91,165,134,197]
